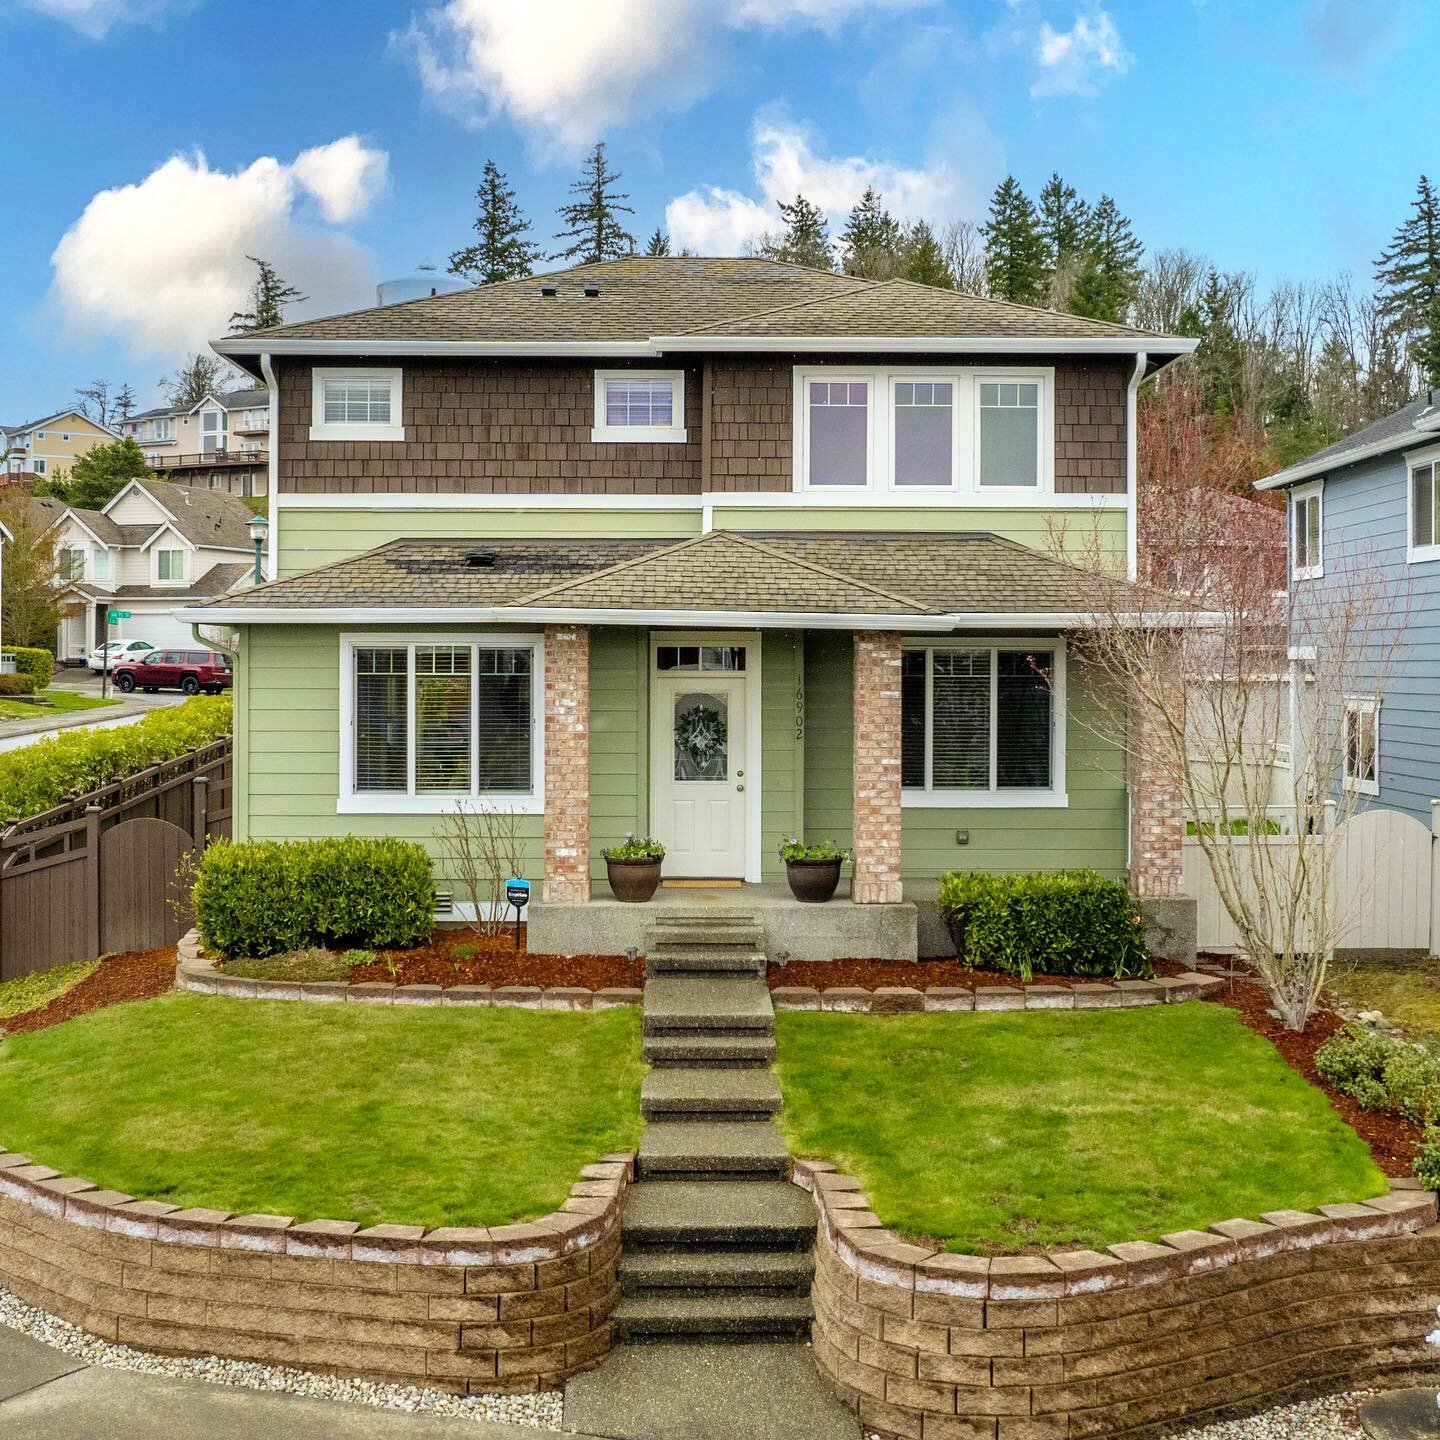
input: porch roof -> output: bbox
[176,529,1136,630]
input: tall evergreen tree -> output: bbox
[1375,175,1440,387]
[1186,269,1247,416]
[839,185,903,277]
[982,177,1046,306]
[1068,195,1144,324]
[899,220,955,289]
[34,437,153,509]
[759,195,834,270]
[229,256,306,333]
[553,142,635,264]
[645,227,672,256]
[1037,172,1089,305]
[449,159,544,284]
[113,383,137,424]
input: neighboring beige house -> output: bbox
[32,478,260,662]
[121,388,269,498]
[2,410,117,480]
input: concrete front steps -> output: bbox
[616,913,815,1346]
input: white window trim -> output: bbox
[1342,695,1380,796]
[337,632,544,816]
[1291,480,1324,580]
[591,370,687,444]
[900,636,1068,809]
[310,367,405,442]
[154,547,187,585]
[793,365,1054,499]
[1405,443,1440,564]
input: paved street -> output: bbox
[0,671,185,755]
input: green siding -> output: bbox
[589,627,647,880]
[802,632,855,850]
[278,507,700,577]
[760,632,804,881]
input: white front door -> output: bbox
[651,666,748,878]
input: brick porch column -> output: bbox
[543,624,590,905]
[1127,693,1184,898]
[852,632,903,904]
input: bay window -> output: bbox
[901,642,1065,806]
[345,637,540,812]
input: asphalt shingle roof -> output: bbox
[1260,392,1440,488]
[219,256,1178,349]
[73,561,249,602]
[140,481,257,550]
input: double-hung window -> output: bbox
[901,642,1065,806]
[1408,452,1440,562]
[156,548,185,582]
[64,547,85,581]
[591,371,686,443]
[1342,697,1379,796]
[1291,482,1323,579]
[310,368,404,442]
[345,638,541,813]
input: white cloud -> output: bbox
[1030,8,1133,98]
[15,0,190,39]
[396,0,933,153]
[667,112,976,256]
[46,139,388,357]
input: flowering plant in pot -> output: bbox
[777,837,850,904]
[600,834,666,902]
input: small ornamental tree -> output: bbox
[1059,465,1409,1032]
[0,489,80,649]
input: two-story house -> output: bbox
[2,409,117,479]
[183,256,1196,958]
[1256,390,1440,823]
[122,389,270,498]
[35,478,259,662]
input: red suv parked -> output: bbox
[113,648,233,696]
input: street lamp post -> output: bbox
[247,513,268,585]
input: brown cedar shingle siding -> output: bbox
[277,353,1128,497]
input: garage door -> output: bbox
[115,608,196,652]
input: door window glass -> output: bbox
[673,691,729,782]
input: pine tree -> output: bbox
[1037,172,1089,306]
[1187,269,1246,416]
[645,227,671,256]
[1068,195,1144,324]
[982,177,1046,306]
[1375,175,1440,387]
[229,256,305,333]
[449,159,544,285]
[839,186,903,277]
[898,221,955,289]
[759,195,833,270]
[113,383,137,424]
[553,142,635,264]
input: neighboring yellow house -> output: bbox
[1,410,117,481]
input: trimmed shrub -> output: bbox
[3,647,54,690]
[936,869,1151,981]
[0,695,232,824]
[1315,1022,1440,1124]
[193,837,436,958]
[0,673,37,697]
[1416,1129,1440,1191]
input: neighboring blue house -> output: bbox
[1256,390,1440,825]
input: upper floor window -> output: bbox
[1291,482,1323,579]
[64,547,84,581]
[1408,452,1440,563]
[591,371,686,444]
[795,367,1052,497]
[152,418,173,440]
[60,432,70,442]
[310,368,405,442]
[156,548,185,582]
[93,548,111,580]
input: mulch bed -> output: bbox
[347,929,645,990]
[1195,957,1423,1177]
[2,949,178,1037]
[768,956,1190,990]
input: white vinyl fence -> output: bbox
[1184,802,1439,954]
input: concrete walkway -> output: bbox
[0,1327,599,1440]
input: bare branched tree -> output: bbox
[436,803,526,939]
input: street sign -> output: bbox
[106,609,132,623]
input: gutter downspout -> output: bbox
[1126,351,1146,583]
[260,352,278,583]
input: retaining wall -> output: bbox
[0,1145,632,1394]
[795,1160,1440,1439]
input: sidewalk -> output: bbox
[0,1327,601,1440]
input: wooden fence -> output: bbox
[0,739,232,980]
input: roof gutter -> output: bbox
[1255,426,1440,490]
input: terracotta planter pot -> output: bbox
[605,857,663,903]
[785,857,843,904]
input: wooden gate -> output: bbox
[99,817,194,954]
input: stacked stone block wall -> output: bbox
[0,1146,631,1394]
[1126,695,1185,900]
[797,1160,1440,1439]
[544,625,590,904]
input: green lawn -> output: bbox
[0,993,643,1228]
[775,1006,1384,1254]
[0,960,99,1021]
[0,690,118,722]
[1328,954,1440,1046]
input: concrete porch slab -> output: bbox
[529,882,918,962]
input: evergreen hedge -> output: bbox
[936,869,1151,981]
[193,837,436,958]
[0,674,37,697]
[3,647,55,689]
[0,695,232,824]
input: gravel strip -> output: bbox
[0,1284,562,1428]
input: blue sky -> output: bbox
[0,0,1428,422]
